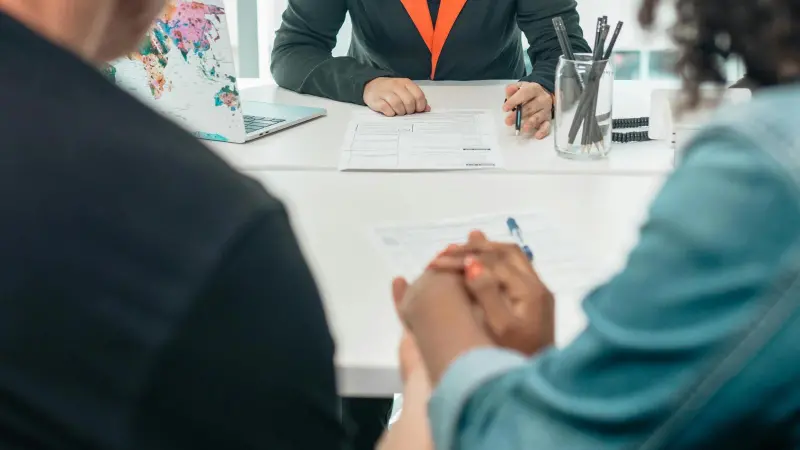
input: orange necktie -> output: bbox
[398,0,468,80]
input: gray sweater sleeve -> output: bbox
[518,0,591,93]
[270,0,393,105]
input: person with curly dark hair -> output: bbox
[377,0,800,449]
[639,0,800,99]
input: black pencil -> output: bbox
[581,20,607,147]
[552,17,584,96]
[552,17,570,59]
[603,21,624,60]
[587,24,610,146]
[592,17,603,56]
[568,22,621,148]
[575,25,608,146]
[569,21,614,147]
[553,17,576,60]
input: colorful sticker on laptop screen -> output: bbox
[109,0,245,142]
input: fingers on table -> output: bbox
[534,121,551,139]
[376,82,428,116]
[375,99,397,117]
[404,81,429,113]
[395,88,418,115]
[383,92,408,116]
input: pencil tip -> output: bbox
[515,130,520,136]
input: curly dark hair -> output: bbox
[639,0,800,107]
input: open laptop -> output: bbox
[107,0,325,143]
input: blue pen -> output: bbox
[506,217,534,261]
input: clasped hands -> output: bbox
[394,230,555,387]
[363,78,553,139]
[377,231,554,450]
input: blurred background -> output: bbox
[222,0,743,85]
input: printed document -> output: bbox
[372,212,606,295]
[338,109,503,171]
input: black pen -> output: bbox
[505,98,524,136]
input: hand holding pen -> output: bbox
[502,82,554,139]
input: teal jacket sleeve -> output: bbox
[270,0,393,105]
[429,129,800,449]
[517,0,591,93]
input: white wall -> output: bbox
[222,0,239,72]
[223,0,239,46]
[576,0,674,51]
[223,0,278,77]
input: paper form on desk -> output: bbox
[338,109,503,171]
[372,212,606,295]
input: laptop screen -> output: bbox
[106,0,245,143]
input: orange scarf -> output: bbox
[398,0,468,79]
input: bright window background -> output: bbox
[223,0,742,84]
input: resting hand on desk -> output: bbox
[503,82,554,140]
[363,77,431,117]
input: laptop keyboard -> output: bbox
[244,115,286,134]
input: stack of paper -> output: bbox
[338,109,504,171]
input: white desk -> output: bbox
[250,170,666,397]
[210,81,675,175]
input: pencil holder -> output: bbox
[553,54,615,159]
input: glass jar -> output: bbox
[553,54,615,159]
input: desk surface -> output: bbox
[250,170,666,396]
[211,81,675,175]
